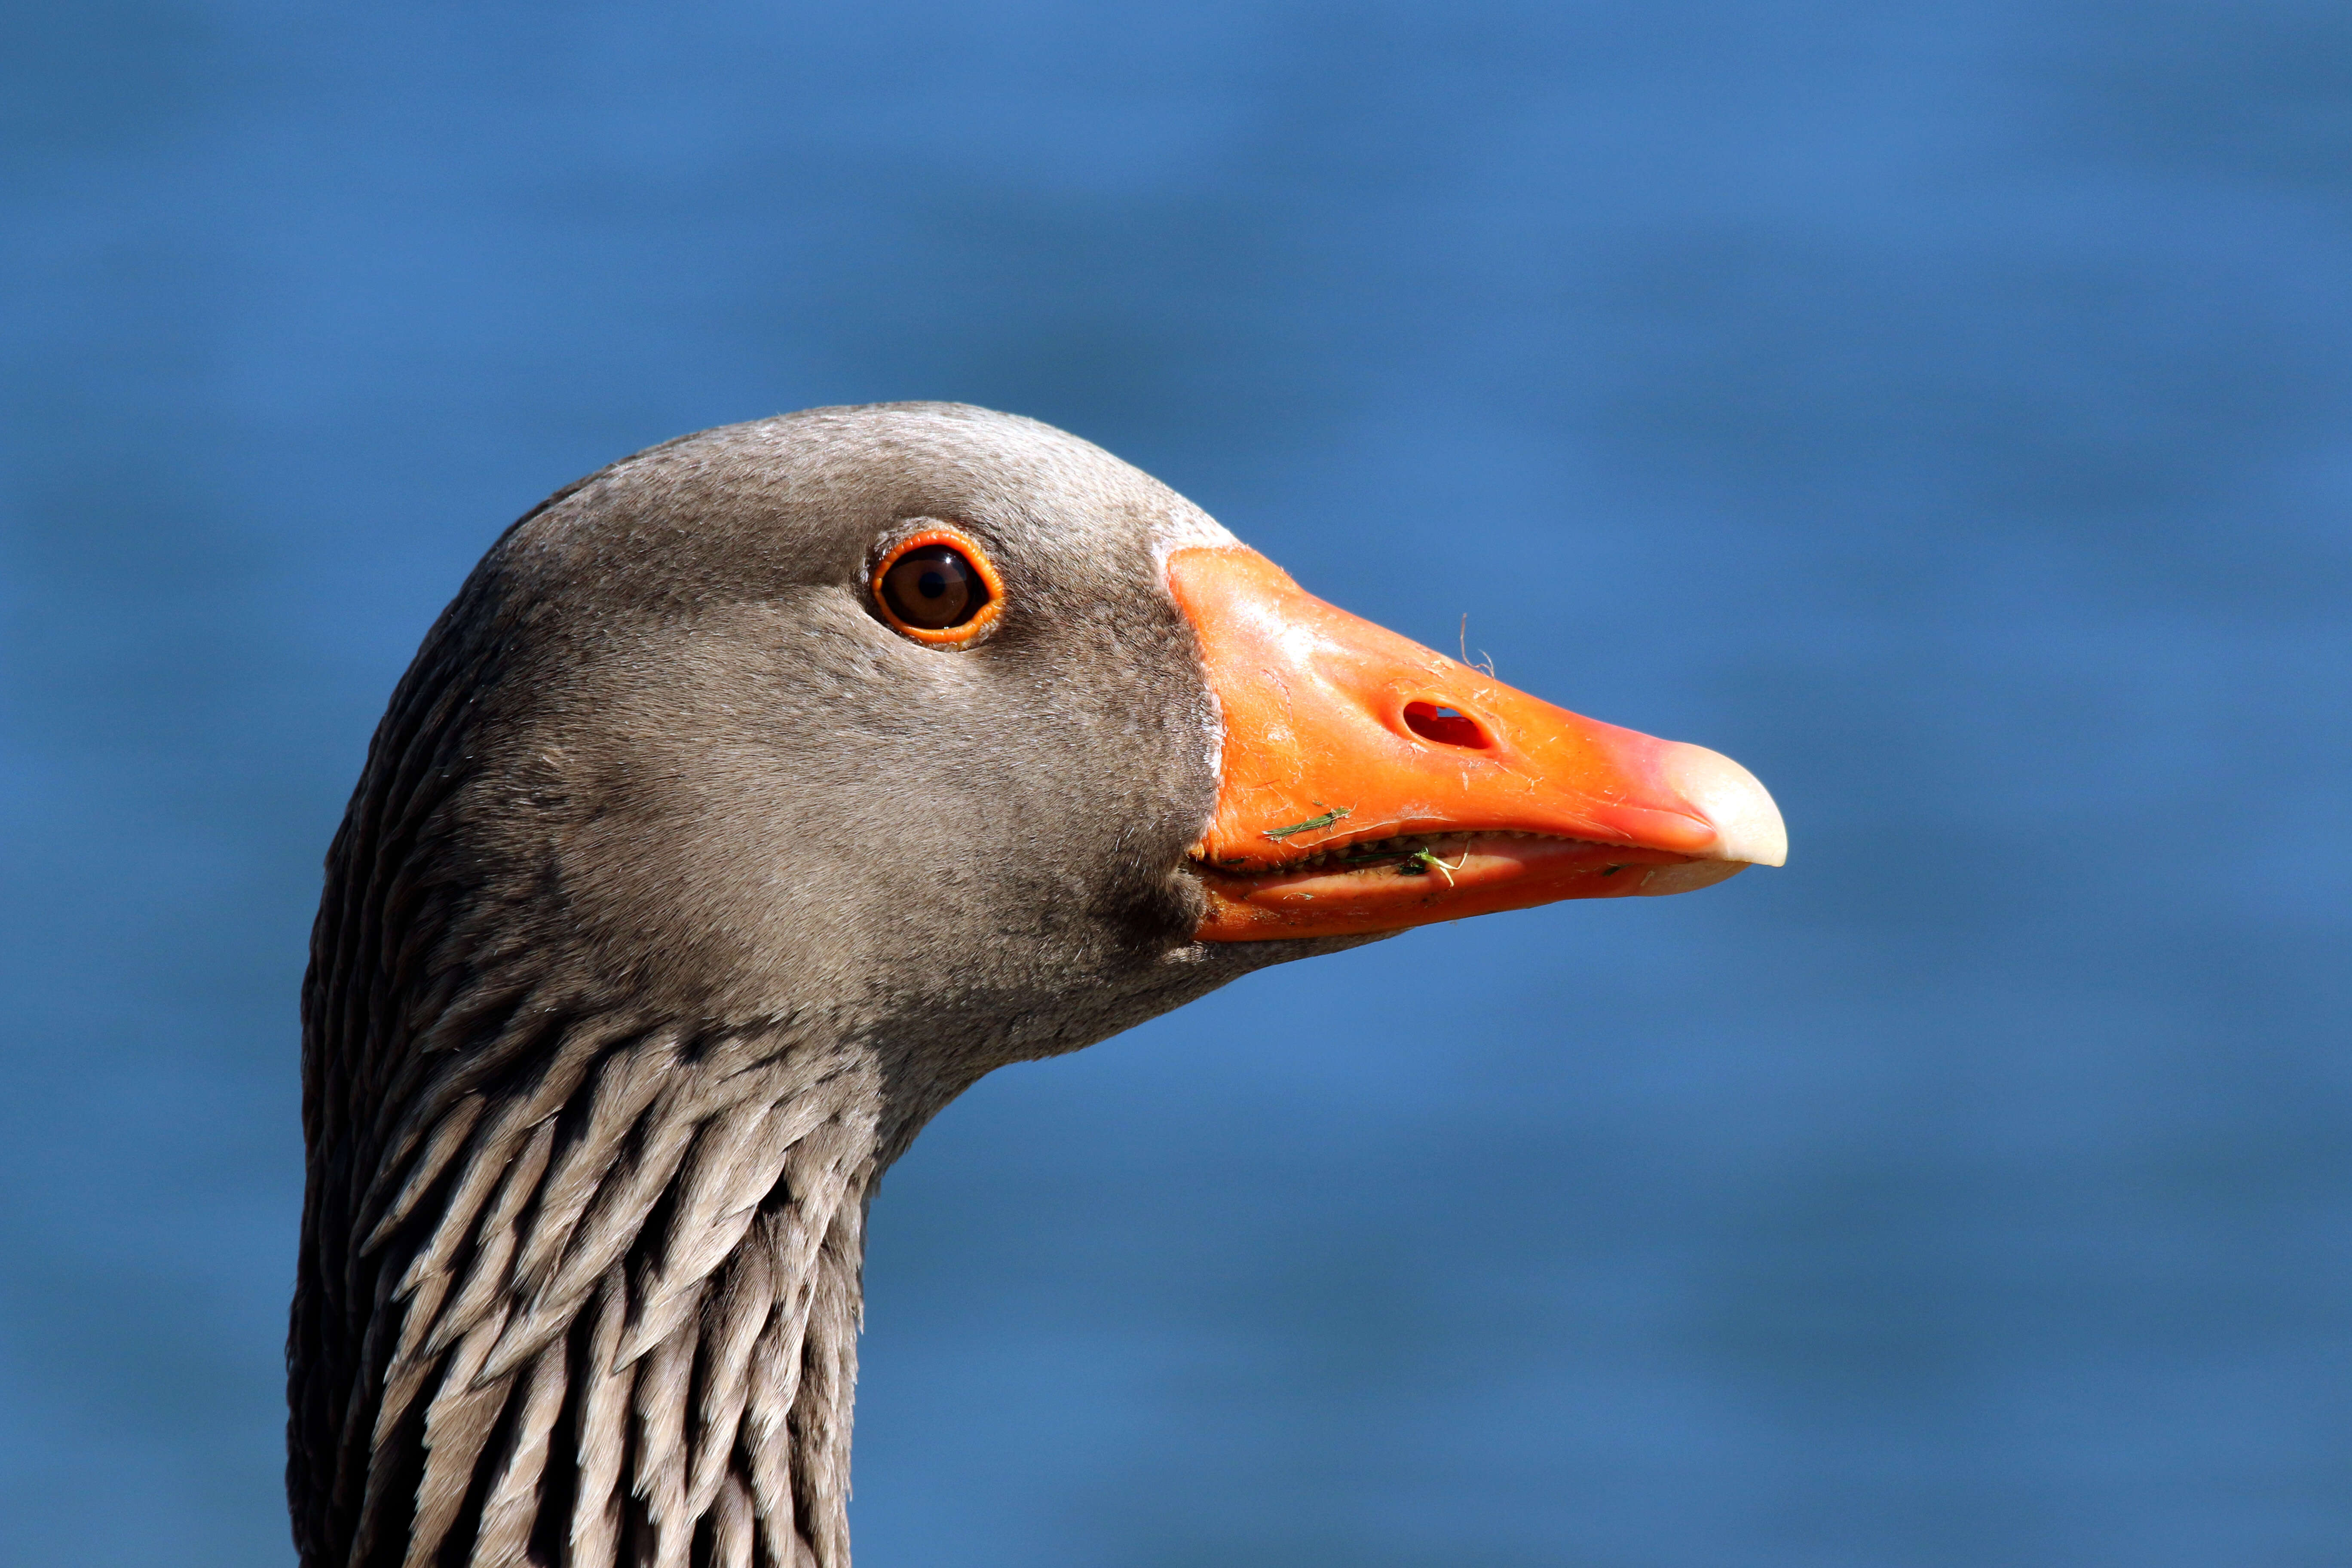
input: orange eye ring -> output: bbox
[870,525,1007,646]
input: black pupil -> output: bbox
[882,545,985,630]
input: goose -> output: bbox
[287,401,1785,1568]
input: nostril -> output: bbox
[1403,701,1492,750]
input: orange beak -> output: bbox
[1167,545,1787,941]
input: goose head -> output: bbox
[289,401,1783,1568]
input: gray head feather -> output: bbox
[290,404,1369,1568]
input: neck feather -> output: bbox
[288,550,899,1568]
[293,1003,885,1568]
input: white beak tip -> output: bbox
[1660,742,1788,869]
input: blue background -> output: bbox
[5,3,2349,1563]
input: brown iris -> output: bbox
[881,546,984,628]
[871,527,1006,645]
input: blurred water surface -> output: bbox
[4,3,2349,1564]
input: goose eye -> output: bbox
[881,546,982,628]
[872,530,1005,645]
